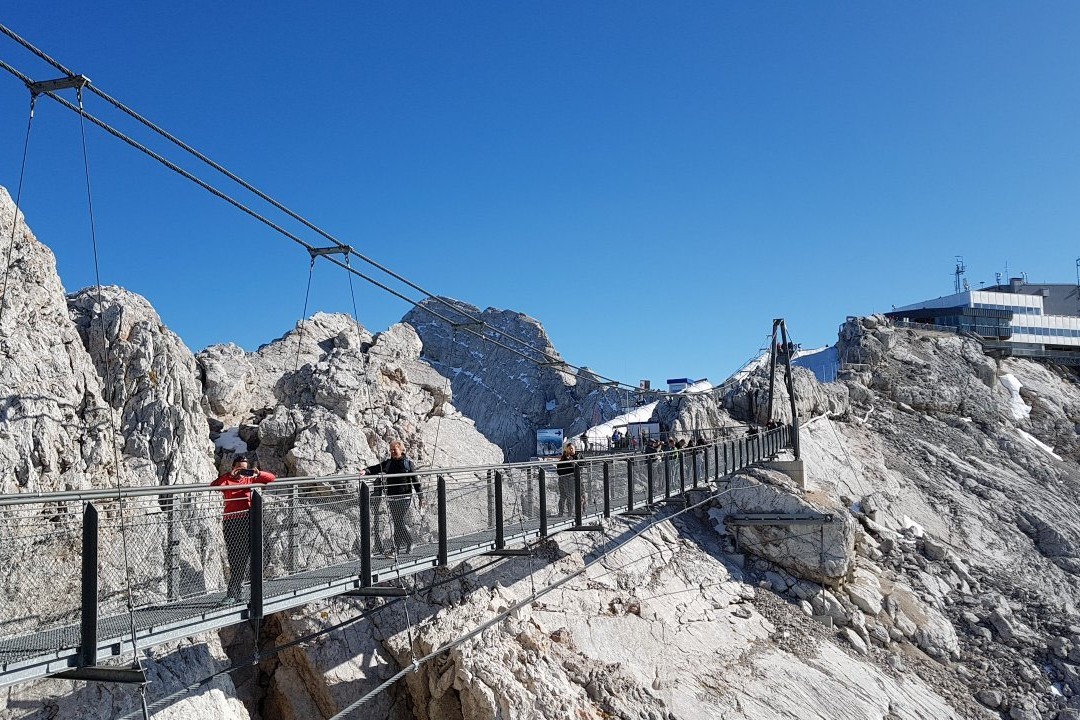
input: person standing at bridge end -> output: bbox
[555,443,579,516]
[360,440,424,556]
[212,455,275,604]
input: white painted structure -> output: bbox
[894,288,1080,349]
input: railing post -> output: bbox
[704,446,710,483]
[437,476,448,566]
[664,453,671,498]
[723,442,729,475]
[626,458,635,511]
[486,469,494,529]
[360,482,372,588]
[792,418,802,460]
[80,502,99,667]
[249,490,264,621]
[646,456,654,505]
[679,453,686,494]
[288,484,298,574]
[692,449,700,488]
[538,468,548,538]
[574,465,583,527]
[494,471,505,550]
[525,467,533,519]
[602,462,611,518]
[165,494,178,601]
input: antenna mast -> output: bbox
[954,256,967,294]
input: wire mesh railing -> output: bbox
[0,424,792,680]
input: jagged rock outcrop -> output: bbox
[653,389,740,439]
[0,187,111,496]
[792,316,1080,718]
[724,363,850,426]
[402,298,623,460]
[68,286,216,488]
[708,467,856,585]
[197,313,503,476]
[0,187,247,719]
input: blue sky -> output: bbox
[1,3,1078,387]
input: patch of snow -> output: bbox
[545,399,556,411]
[583,401,661,442]
[682,379,713,394]
[998,373,1031,420]
[793,346,839,383]
[902,516,924,538]
[1016,428,1062,460]
[214,427,247,454]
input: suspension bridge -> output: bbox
[0,23,815,718]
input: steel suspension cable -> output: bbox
[0,24,593,368]
[77,86,150,720]
[428,327,456,466]
[0,41,733,400]
[294,257,316,372]
[344,253,377,436]
[0,94,35,332]
[0,62,603,391]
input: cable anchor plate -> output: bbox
[28,75,90,95]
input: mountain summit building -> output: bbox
[887,278,1080,365]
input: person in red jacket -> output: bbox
[211,455,275,603]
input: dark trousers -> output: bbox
[222,513,250,598]
[376,496,414,552]
[557,474,574,516]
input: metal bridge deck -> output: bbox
[0,511,587,685]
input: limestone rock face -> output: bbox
[402,298,623,460]
[724,364,850,426]
[0,187,246,718]
[709,467,857,585]
[0,186,111,496]
[796,316,1080,717]
[68,286,216,488]
[654,389,741,439]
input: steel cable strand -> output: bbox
[0,62,655,398]
[77,86,150,719]
[0,29,631,388]
[0,25,560,365]
[0,94,34,332]
[0,38,748,400]
[293,257,316,372]
[427,327,456,468]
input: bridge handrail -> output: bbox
[0,438,768,508]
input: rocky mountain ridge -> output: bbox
[3,183,1080,719]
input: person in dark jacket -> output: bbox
[211,455,275,603]
[555,444,578,516]
[360,440,424,555]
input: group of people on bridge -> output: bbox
[210,440,424,603]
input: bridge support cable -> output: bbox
[75,83,152,719]
[0,31,763,401]
[0,93,35,332]
[293,256,317,372]
[428,328,456,466]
